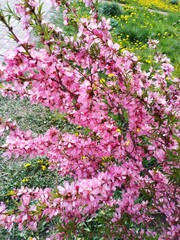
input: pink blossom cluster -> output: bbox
[0,0,179,239]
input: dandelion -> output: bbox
[38,159,43,164]
[145,60,152,64]
[8,190,15,196]
[24,163,31,168]
[100,78,106,84]
[116,128,121,133]
[41,165,46,171]
[22,178,29,183]
[108,73,114,77]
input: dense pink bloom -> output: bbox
[0,0,179,239]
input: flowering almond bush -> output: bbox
[0,0,179,239]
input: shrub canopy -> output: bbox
[0,0,179,239]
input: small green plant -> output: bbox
[110,18,119,28]
[99,2,123,17]
[169,0,179,4]
[110,6,180,75]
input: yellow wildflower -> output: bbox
[8,190,15,196]
[38,159,43,164]
[100,78,106,84]
[29,237,36,240]
[116,128,121,133]
[24,163,31,168]
[108,73,114,77]
[145,60,152,64]
[41,165,46,171]
[22,178,29,183]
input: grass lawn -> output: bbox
[52,0,180,75]
[98,1,180,76]
[131,0,180,12]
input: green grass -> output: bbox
[51,1,180,76]
[0,155,64,239]
[0,94,81,135]
[112,0,180,12]
[51,0,90,37]
[0,95,50,134]
[0,94,83,240]
[109,5,180,75]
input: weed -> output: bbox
[99,2,123,17]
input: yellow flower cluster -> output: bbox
[24,163,31,168]
[108,73,115,77]
[41,165,46,171]
[116,128,121,133]
[38,159,47,171]
[7,190,15,196]
[137,0,180,12]
[100,78,106,84]
[112,4,178,70]
[22,177,29,183]
[24,159,48,173]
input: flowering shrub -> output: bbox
[99,2,123,17]
[0,0,179,239]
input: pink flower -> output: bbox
[0,0,179,238]
[147,39,159,49]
